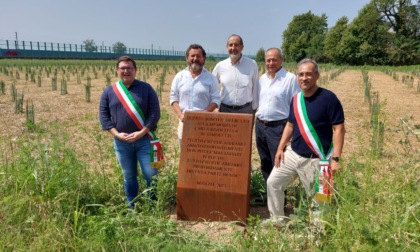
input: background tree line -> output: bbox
[83,39,127,54]
[258,0,419,66]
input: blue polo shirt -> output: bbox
[99,80,160,133]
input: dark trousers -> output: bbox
[256,119,287,182]
[219,103,254,114]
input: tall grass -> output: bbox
[1,109,417,251]
[0,108,234,251]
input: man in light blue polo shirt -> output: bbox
[256,48,300,183]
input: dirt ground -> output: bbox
[1,63,419,241]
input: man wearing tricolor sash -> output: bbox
[263,58,345,227]
[99,56,161,208]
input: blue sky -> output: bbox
[1,0,371,55]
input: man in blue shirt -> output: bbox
[99,56,161,208]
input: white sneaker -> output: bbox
[310,211,325,233]
[261,218,287,228]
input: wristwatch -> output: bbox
[331,156,340,162]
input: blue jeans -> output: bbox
[114,136,158,206]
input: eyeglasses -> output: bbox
[118,67,135,72]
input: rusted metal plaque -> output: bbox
[176,111,254,223]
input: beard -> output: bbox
[189,62,204,72]
[229,53,241,62]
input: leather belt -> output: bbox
[299,153,318,158]
[257,118,287,126]
[221,102,252,110]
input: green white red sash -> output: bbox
[112,81,165,168]
[293,92,333,202]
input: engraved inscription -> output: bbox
[176,111,254,222]
[178,112,253,193]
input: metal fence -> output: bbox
[0,40,233,60]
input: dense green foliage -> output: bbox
[324,17,349,64]
[83,39,97,53]
[255,48,265,62]
[112,41,127,54]
[282,11,328,63]
[282,0,420,65]
[336,2,389,65]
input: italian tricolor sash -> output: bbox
[293,92,333,202]
[112,81,165,169]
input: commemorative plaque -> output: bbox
[176,111,254,223]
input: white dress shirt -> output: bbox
[170,67,221,112]
[212,56,259,110]
[256,68,300,121]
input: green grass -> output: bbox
[1,108,418,251]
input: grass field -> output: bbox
[0,59,419,251]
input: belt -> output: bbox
[299,153,318,158]
[221,102,252,110]
[257,118,287,126]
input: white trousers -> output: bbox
[267,146,319,219]
[177,120,183,146]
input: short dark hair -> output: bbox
[185,44,206,58]
[227,34,243,46]
[297,58,319,73]
[116,56,137,69]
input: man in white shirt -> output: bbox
[212,34,259,114]
[255,48,300,184]
[170,44,221,143]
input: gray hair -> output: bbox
[297,58,319,73]
[265,48,283,58]
[227,34,243,46]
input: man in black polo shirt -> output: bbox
[263,58,345,226]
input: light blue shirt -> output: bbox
[170,67,221,112]
[256,68,300,121]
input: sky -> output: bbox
[1,0,372,55]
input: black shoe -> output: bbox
[250,195,267,206]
